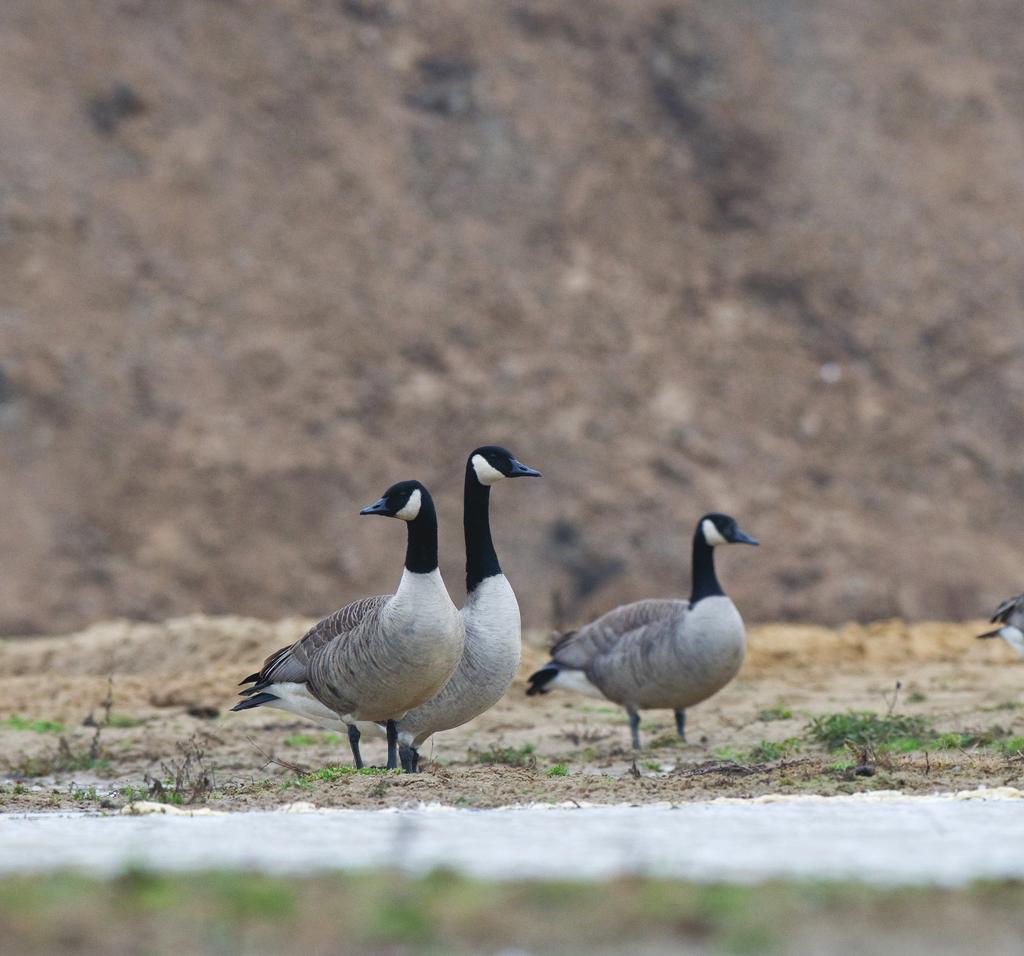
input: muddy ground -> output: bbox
[1,616,1022,812]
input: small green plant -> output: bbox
[748,738,801,762]
[932,732,972,751]
[756,705,793,723]
[116,785,149,803]
[293,766,398,785]
[712,746,745,762]
[285,733,340,747]
[2,716,66,734]
[906,691,927,704]
[106,714,145,729]
[285,734,320,748]
[995,736,1024,755]
[806,711,931,751]
[643,760,663,771]
[287,778,315,792]
[69,785,100,801]
[546,764,568,777]
[473,744,536,767]
[885,736,929,753]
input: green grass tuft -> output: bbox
[757,705,793,722]
[284,733,340,747]
[748,737,801,762]
[2,716,66,734]
[295,766,399,784]
[546,764,568,777]
[473,744,536,767]
[806,711,931,751]
[995,736,1024,755]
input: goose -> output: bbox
[526,513,758,750]
[391,445,541,772]
[231,480,464,770]
[346,446,542,771]
[977,594,1024,656]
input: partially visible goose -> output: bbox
[977,593,1024,656]
[391,445,541,772]
[232,480,464,770]
[526,513,757,750]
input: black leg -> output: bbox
[386,719,398,770]
[411,748,419,773]
[348,724,364,769]
[399,742,416,773]
[674,709,687,741]
[627,708,642,750]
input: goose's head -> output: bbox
[698,513,759,547]
[360,480,428,521]
[468,445,542,486]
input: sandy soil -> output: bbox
[1,615,1022,811]
[4,2,1024,638]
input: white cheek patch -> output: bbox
[701,518,728,546]
[396,488,422,521]
[471,454,505,486]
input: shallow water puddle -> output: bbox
[3,794,1024,885]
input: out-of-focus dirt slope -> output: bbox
[2,0,1023,634]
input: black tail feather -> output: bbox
[977,628,1002,639]
[238,672,261,686]
[237,683,270,698]
[230,692,279,712]
[526,663,559,696]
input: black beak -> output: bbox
[731,529,759,546]
[508,458,542,478]
[359,497,390,516]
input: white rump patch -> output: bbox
[471,454,505,486]
[262,682,346,728]
[701,518,727,546]
[551,668,606,700]
[396,488,422,521]
[999,626,1024,657]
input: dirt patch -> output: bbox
[3,2,1024,636]
[1,615,1022,811]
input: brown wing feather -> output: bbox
[251,596,391,686]
[550,599,688,670]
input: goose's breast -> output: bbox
[634,597,746,708]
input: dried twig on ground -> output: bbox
[146,733,216,804]
[245,736,310,775]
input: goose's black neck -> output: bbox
[689,528,724,604]
[464,464,500,593]
[404,492,439,574]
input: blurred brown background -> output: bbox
[1,0,1023,636]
